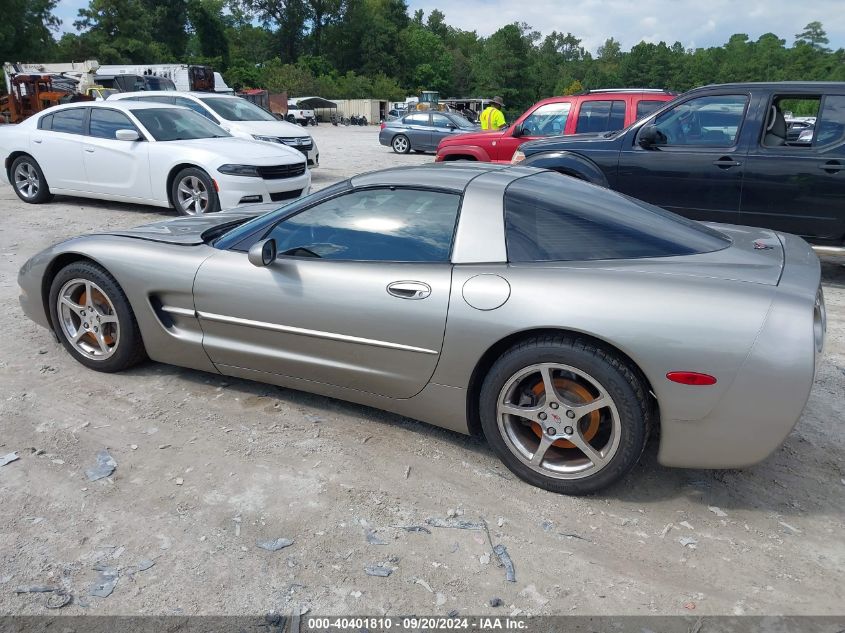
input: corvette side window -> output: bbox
[263,188,460,262]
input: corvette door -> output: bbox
[82,108,152,200]
[193,187,459,399]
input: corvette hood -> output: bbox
[96,207,278,245]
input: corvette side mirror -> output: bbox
[248,238,277,267]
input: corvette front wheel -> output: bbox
[49,262,146,372]
[480,335,650,495]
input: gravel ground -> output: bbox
[0,124,843,617]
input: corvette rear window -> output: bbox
[504,172,730,262]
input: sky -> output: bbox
[53,0,845,53]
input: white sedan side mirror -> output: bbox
[115,129,140,141]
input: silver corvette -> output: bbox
[18,164,826,494]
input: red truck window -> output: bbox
[521,102,572,137]
[575,100,626,133]
[636,100,667,119]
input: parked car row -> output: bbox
[0,100,311,214]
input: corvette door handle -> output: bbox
[819,161,843,173]
[713,157,742,168]
[84,147,95,153]
[33,139,42,144]
[387,281,431,300]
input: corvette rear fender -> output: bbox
[521,151,609,187]
[434,263,777,431]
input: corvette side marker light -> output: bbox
[666,371,717,386]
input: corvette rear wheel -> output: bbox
[172,168,220,216]
[10,156,53,204]
[49,262,146,372]
[480,335,649,494]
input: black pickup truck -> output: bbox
[515,82,845,251]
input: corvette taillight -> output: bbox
[666,372,717,386]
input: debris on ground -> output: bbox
[425,517,484,530]
[414,578,434,593]
[256,538,294,552]
[0,452,20,467]
[138,559,155,571]
[679,521,694,530]
[89,565,119,598]
[779,521,801,534]
[364,563,393,577]
[400,526,431,534]
[448,609,459,617]
[404,465,411,479]
[497,517,504,528]
[679,537,698,549]
[365,528,386,545]
[14,586,58,593]
[660,523,674,538]
[708,506,728,517]
[493,544,516,582]
[558,531,591,542]
[489,597,504,607]
[684,601,697,610]
[45,591,72,609]
[175,478,184,486]
[85,450,117,482]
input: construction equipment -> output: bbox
[0,74,93,124]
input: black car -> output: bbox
[515,82,845,250]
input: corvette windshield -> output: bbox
[132,108,230,141]
[199,97,278,122]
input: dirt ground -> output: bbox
[0,124,843,618]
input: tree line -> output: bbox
[3,0,844,112]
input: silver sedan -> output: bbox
[379,111,479,154]
[17,164,825,494]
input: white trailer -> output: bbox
[96,64,232,93]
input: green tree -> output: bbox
[399,23,452,92]
[74,0,166,63]
[795,21,829,51]
[187,0,230,68]
[141,0,189,59]
[0,0,60,65]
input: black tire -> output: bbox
[170,167,220,216]
[48,261,146,373]
[10,155,53,204]
[392,134,411,154]
[479,334,650,495]
[286,114,296,123]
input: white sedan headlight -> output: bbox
[253,134,281,143]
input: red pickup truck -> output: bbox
[435,89,676,163]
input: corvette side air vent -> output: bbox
[149,295,197,330]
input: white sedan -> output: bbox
[0,100,310,215]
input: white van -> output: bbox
[110,91,319,167]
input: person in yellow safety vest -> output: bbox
[480,96,506,130]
